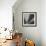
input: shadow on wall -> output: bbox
[12,0,41,46]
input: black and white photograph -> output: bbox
[22,12,37,27]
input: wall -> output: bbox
[0,0,16,30]
[0,0,46,46]
[13,0,41,46]
[41,0,46,46]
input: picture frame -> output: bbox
[22,12,37,27]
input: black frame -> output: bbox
[22,12,37,27]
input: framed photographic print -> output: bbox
[22,12,37,27]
